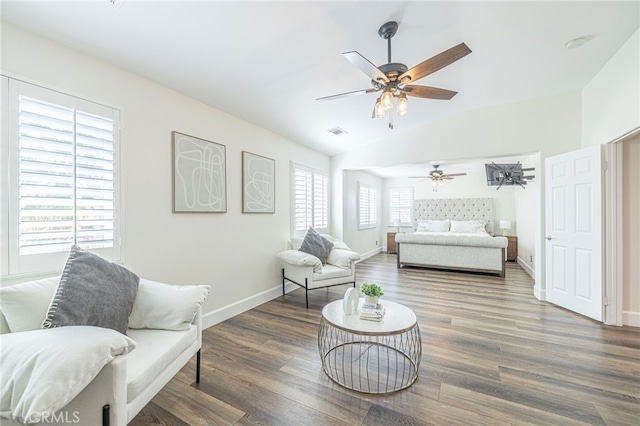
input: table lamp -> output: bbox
[499,220,512,236]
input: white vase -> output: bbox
[364,295,379,305]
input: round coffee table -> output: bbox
[318,299,421,394]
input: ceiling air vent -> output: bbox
[328,126,348,137]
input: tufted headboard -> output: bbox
[414,198,495,233]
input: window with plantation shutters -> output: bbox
[358,182,377,230]
[292,163,328,232]
[388,187,413,226]
[2,77,121,276]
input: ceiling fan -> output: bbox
[409,165,467,187]
[317,21,471,128]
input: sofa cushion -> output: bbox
[0,277,59,333]
[129,279,209,331]
[126,326,197,403]
[299,227,333,264]
[313,264,352,281]
[43,245,139,335]
[0,326,135,424]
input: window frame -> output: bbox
[358,181,378,230]
[388,186,414,227]
[2,76,122,278]
[291,162,329,235]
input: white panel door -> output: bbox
[545,145,603,321]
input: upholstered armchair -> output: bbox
[278,233,360,308]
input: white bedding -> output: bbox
[396,231,507,248]
[1,326,135,424]
[413,231,492,238]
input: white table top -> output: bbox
[321,298,417,335]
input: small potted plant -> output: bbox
[360,282,384,305]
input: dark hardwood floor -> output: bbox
[131,254,640,425]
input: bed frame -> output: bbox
[396,198,507,277]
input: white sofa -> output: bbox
[278,234,361,308]
[0,276,205,426]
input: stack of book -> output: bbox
[360,303,386,322]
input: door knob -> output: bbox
[546,236,553,240]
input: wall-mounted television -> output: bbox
[485,163,534,188]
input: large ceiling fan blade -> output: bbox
[443,173,467,177]
[403,85,458,100]
[316,88,377,102]
[343,51,389,83]
[398,42,471,84]
[409,176,432,179]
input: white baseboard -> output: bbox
[533,284,545,301]
[202,281,297,329]
[358,247,383,262]
[516,256,535,279]
[623,311,640,327]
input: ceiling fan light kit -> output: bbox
[318,21,471,129]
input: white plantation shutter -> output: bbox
[4,78,121,275]
[358,182,377,229]
[292,164,328,232]
[388,187,413,226]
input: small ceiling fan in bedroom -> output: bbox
[409,165,467,187]
[316,21,472,129]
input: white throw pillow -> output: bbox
[326,249,361,269]
[0,326,135,424]
[128,279,210,331]
[450,220,487,234]
[417,219,450,232]
[0,277,59,333]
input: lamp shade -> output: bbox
[499,220,512,236]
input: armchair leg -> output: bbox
[102,404,110,426]
[305,278,309,309]
[282,268,285,296]
[196,349,201,383]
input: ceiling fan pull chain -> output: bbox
[389,112,394,129]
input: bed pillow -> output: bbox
[128,279,210,331]
[416,219,450,232]
[450,220,487,234]
[0,277,59,333]
[42,245,139,335]
[299,227,334,264]
[0,326,135,424]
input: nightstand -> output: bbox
[506,236,518,261]
[387,232,398,254]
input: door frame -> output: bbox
[604,127,640,325]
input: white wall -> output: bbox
[1,24,330,322]
[582,29,640,147]
[513,153,539,277]
[342,170,382,256]
[333,92,582,296]
[580,29,639,326]
[622,138,640,326]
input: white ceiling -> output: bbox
[1,0,638,163]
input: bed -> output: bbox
[395,198,508,277]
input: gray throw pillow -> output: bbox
[299,227,334,264]
[43,245,139,335]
